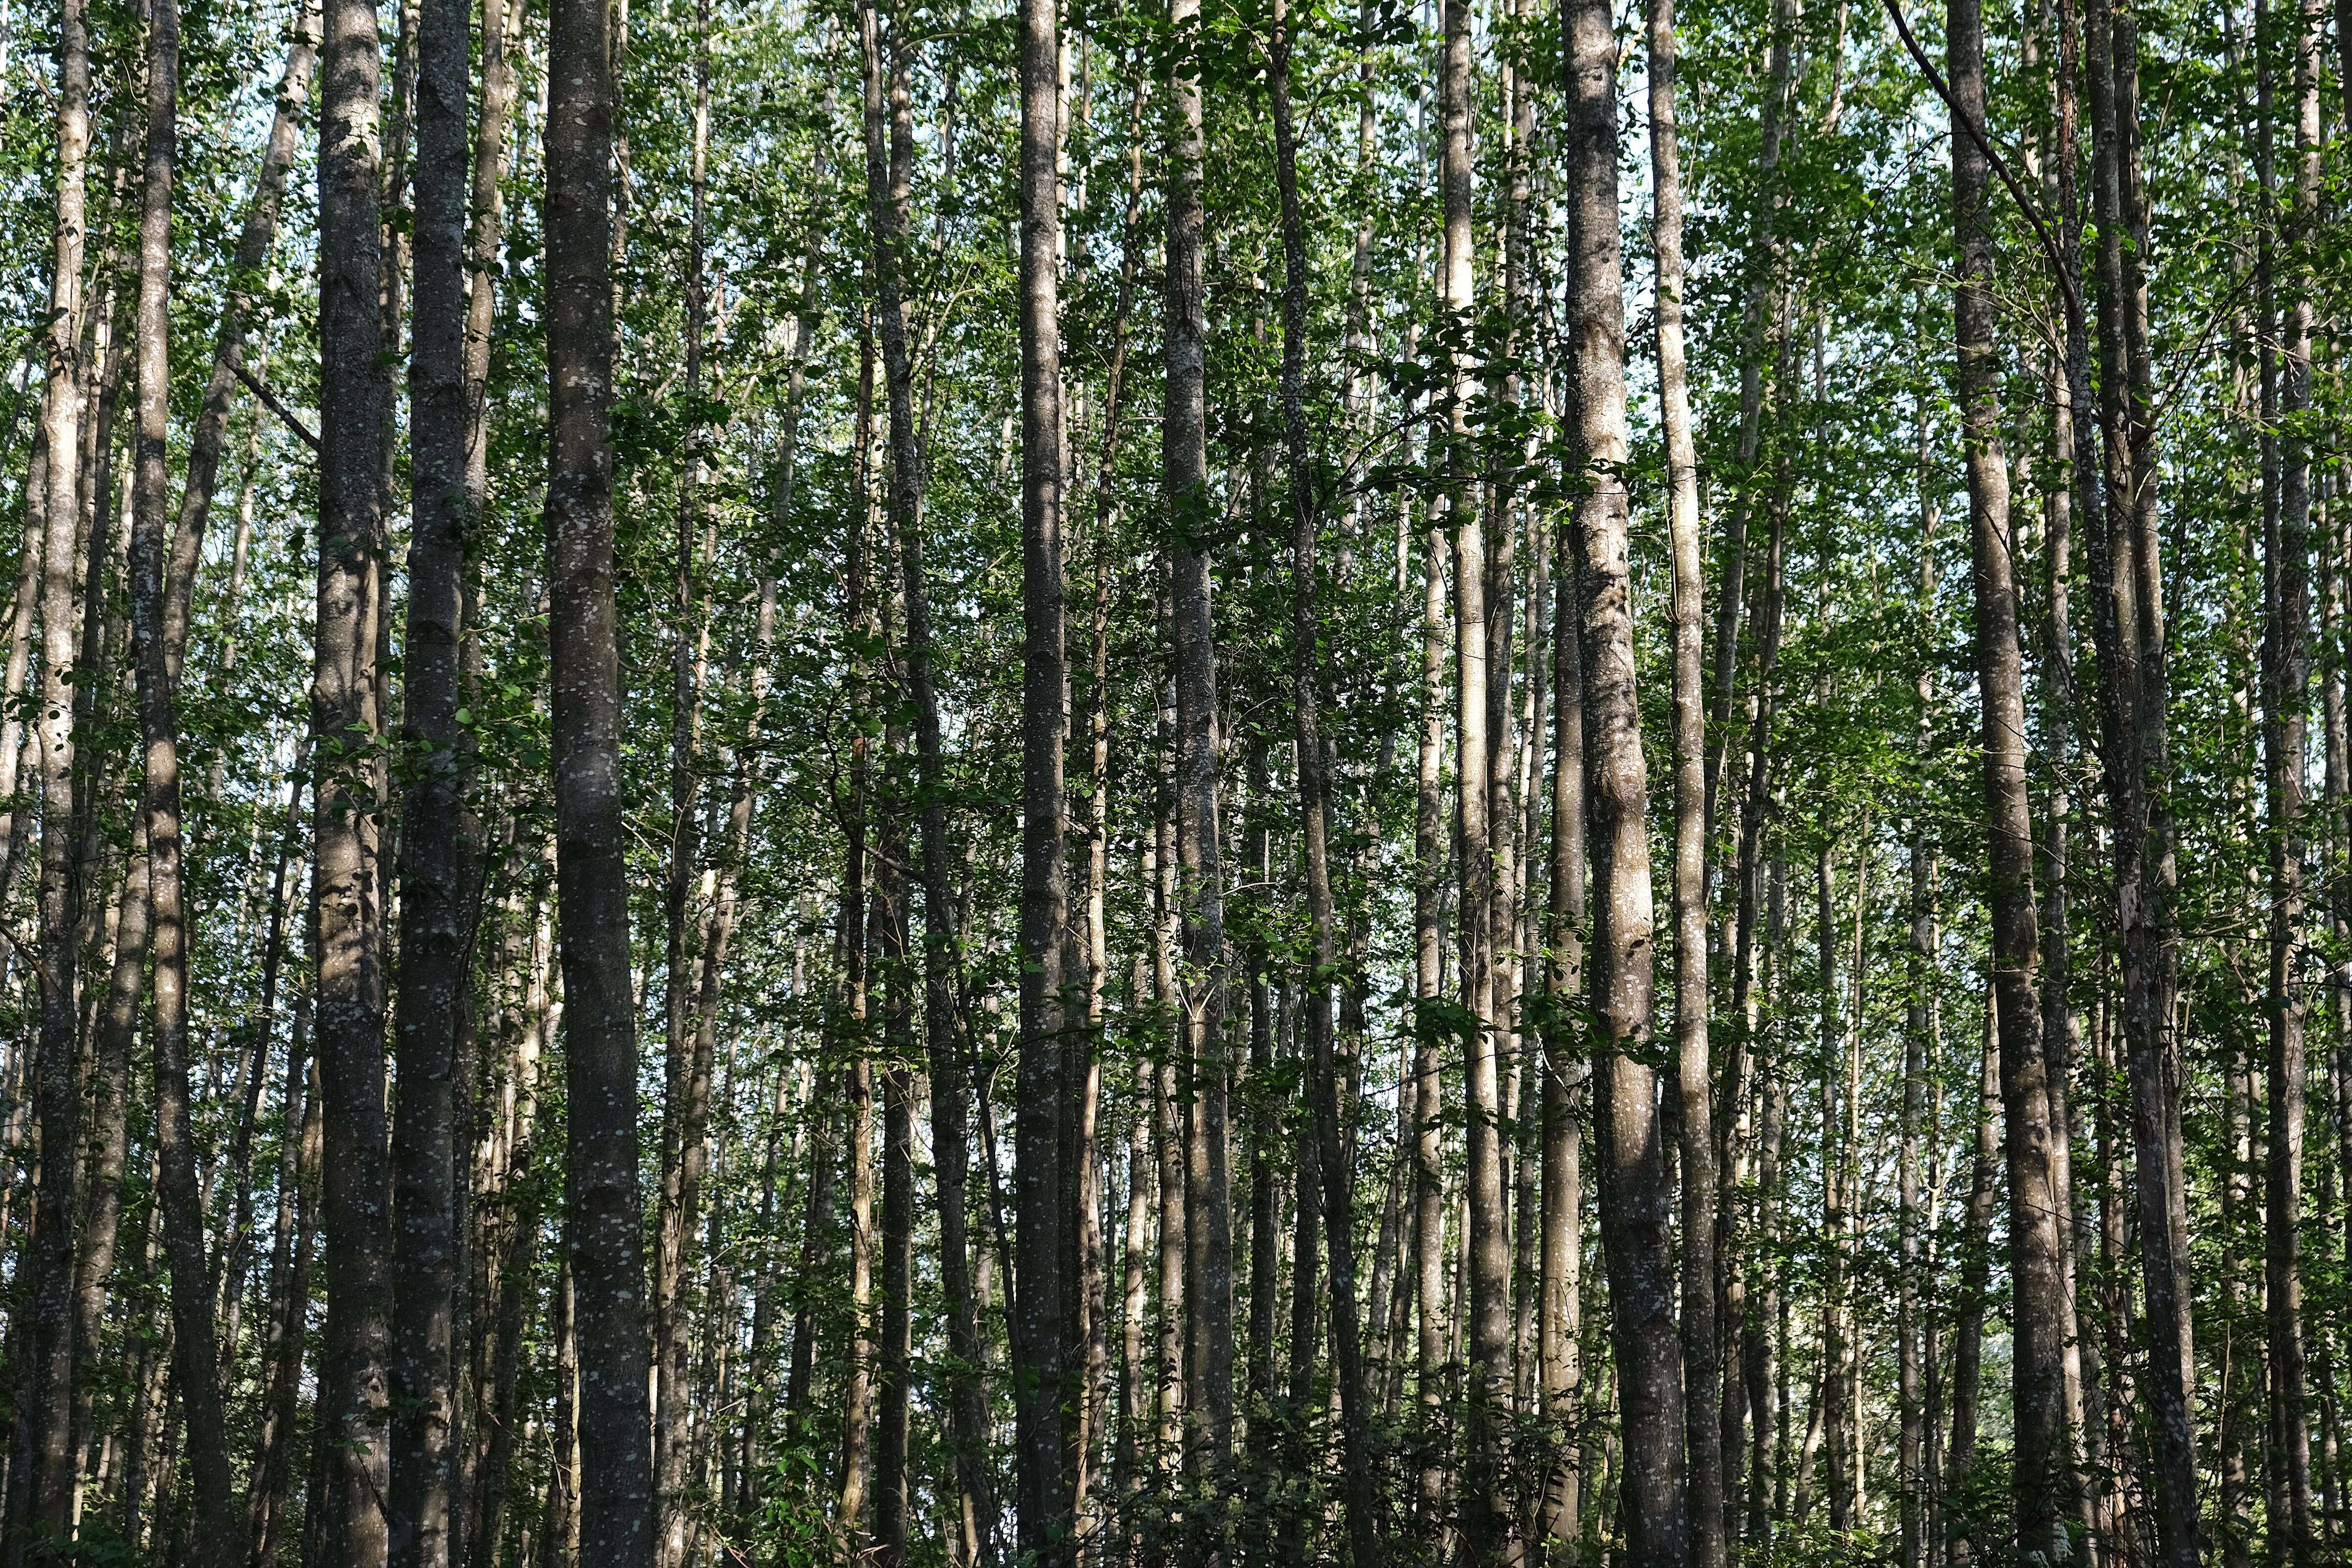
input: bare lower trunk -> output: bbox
[650,2,714,1560]
[1413,490,1449,1531]
[2261,0,2324,1554]
[546,0,655,1545]
[2080,0,2196,1552]
[1566,0,1687,1557]
[1945,1008,1998,1560]
[1947,0,2068,1543]
[388,0,474,1550]
[130,3,239,1560]
[1013,0,1074,1546]
[1649,3,1718,1558]
[1540,515,1587,1549]
[1162,0,1229,1489]
[317,0,395,1554]
[6,0,92,1533]
[1269,6,1374,1551]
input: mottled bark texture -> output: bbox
[546,0,657,1549]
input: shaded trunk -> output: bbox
[252,1039,320,1568]
[1566,0,1687,1557]
[1649,0,1719,1557]
[2260,0,2325,1554]
[316,0,396,1554]
[875,789,915,1568]
[389,0,475,1548]
[1013,0,1075,1545]
[1945,1007,1998,1560]
[2080,0,2197,1552]
[545,0,656,1546]
[6,0,93,1530]
[651,0,714,1559]
[1540,500,1588,1549]
[1948,0,2068,1543]
[130,0,240,1558]
[1269,5,1374,1553]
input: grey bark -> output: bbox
[546,0,656,1545]
[5,0,91,1529]
[1269,4,1376,1553]
[1949,0,2070,1544]
[1012,0,1075,1545]
[316,0,396,1553]
[1649,1,1719,1557]
[389,0,474,1546]
[1566,0,1688,1556]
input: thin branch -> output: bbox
[231,359,322,453]
[1881,0,2083,323]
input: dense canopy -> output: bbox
[0,0,2344,1560]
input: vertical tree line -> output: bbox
[0,0,2341,1561]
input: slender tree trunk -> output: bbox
[1902,403,1939,1568]
[2262,0,2325,1554]
[317,0,396,1552]
[2080,0,2197,1551]
[1703,0,1794,826]
[253,1034,319,1568]
[1567,0,1686,1553]
[1413,478,1449,1530]
[5,0,92,1534]
[389,0,473,1548]
[1432,0,1508,1545]
[1948,0,2069,1544]
[68,822,146,1530]
[542,1257,580,1568]
[546,0,655,1544]
[1945,1007,1997,1561]
[176,0,319,583]
[1816,832,1853,1535]
[1014,0,1075,1544]
[1161,0,1230,1490]
[1268,7,1374,1553]
[651,1,713,1559]
[467,875,551,1568]
[129,0,239,1558]
[1649,2,1718,1558]
[834,329,878,1557]
[1540,497,1588,1552]
[875,781,915,1568]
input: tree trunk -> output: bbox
[2080,0,2198,1552]
[1161,0,1230,1490]
[129,1,239,1559]
[1947,0,2069,1544]
[6,0,92,1530]
[1413,471,1449,1532]
[317,0,396,1552]
[1433,0,1508,1548]
[1540,503,1588,1551]
[1902,401,1939,1568]
[1566,0,1687,1556]
[1945,1006,1997,1561]
[1269,4,1374,1552]
[875,783,915,1568]
[389,0,474,1547]
[651,0,714,1558]
[68,825,146,1531]
[546,0,655,1544]
[253,1037,320,1568]
[466,869,552,1568]
[2262,0,2324,1553]
[1649,0,1719,1556]
[1013,0,1074,1544]
[834,330,877,1555]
